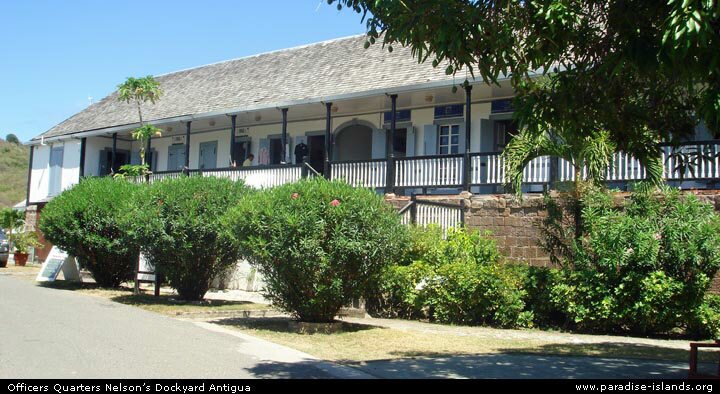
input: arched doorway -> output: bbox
[333,123,373,161]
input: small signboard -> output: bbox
[137,253,156,282]
[36,246,81,282]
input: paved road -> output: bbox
[0,275,338,379]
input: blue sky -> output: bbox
[0,0,367,142]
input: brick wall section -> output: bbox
[465,194,550,266]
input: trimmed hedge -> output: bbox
[222,177,407,322]
[39,177,139,287]
[128,176,252,300]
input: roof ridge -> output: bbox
[154,33,367,78]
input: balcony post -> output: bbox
[463,84,472,192]
[184,121,191,175]
[324,102,332,179]
[387,94,398,193]
[111,132,117,175]
[281,108,288,164]
[230,114,237,166]
[79,137,86,178]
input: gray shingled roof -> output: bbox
[37,35,455,140]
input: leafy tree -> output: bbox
[117,76,163,173]
[332,0,720,161]
[1,207,25,251]
[5,134,19,144]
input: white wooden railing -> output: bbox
[124,141,720,191]
[399,200,463,237]
[660,143,720,180]
[470,153,550,185]
[395,154,464,187]
[331,160,387,188]
[201,165,302,189]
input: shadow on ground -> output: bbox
[354,352,695,379]
[246,360,340,379]
[110,294,257,309]
[213,316,380,334]
[38,281,258,310]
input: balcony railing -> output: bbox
[130,140,720,192]
[330,159,386,188]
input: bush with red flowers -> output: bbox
[222,177,407,322]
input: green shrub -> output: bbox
[129,176,251,300]
[369,226,531,328]
[513,265,567,328]
[222,177,407,322]
[689,294,720,339]
[547,185,720,336]
[39,177,139,287]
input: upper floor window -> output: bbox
[438,124,460,154]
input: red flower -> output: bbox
[330,199,340,207]
[291,193,299,199]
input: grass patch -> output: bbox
[214,316,715,364]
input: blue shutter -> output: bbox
[423,125,437,155]
[371,129,386,159]
[406,127,416,157]
[457,122,466,154]
[480,119,494,152]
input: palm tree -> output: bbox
[117,76,163,168]
[502,126,663,238]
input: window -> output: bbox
[438,124,460,154]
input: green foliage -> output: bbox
[222,177,407,322]
[117,76,163,106]
[39,178,140,287]
[128,176,251,301]
[689,294,720,339]
[114,164,150,178]
[5,134,19,144]
[8,231,41,254]
[512,265,568,328]
[332,0,719,160]
[0,140,29,209]
[117,76,163,166]
[368,226,531,328]
[0,207,24,233]
[545,185,720,336]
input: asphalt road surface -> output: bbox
[0,275,334,379]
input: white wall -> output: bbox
[60,140,81,192]
[84,136,132,177]
[29,144,50,203]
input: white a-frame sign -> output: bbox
[36,246,82,282]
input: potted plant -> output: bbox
[9,232,41,266]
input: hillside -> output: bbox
[0,140,29,208]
